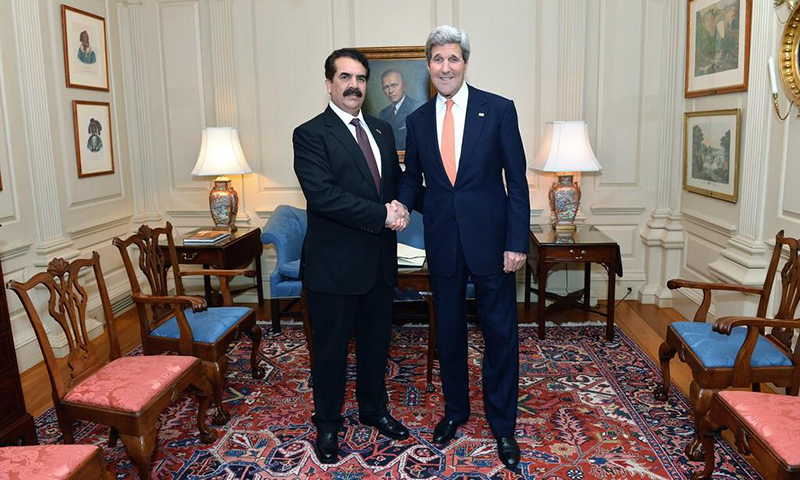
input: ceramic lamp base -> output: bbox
[209,176,239,232]
[548,173,581,233]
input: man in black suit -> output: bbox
[378,70,423,150]
[293,48,411,465]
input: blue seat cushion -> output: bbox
[278,260,300,280]
[151,307,251,343]
[672,321,792,368]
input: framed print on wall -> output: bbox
[61,5,109,91]
[72,100,115,178]
[683,109,741,203]
[357,46,434,161]
[685,0,752,97]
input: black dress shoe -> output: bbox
[496,436,520,469]
[314,431,338,464]
[432,418,465,445]
[361,414,409,440]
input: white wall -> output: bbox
[3,0,736,373]
[673,0,800,321]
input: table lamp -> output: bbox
[191,127,251,232]
[531,121,602,233]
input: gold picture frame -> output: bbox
[356,46,434,161]
[683,109,741,203]
[72,100,115,178]
[685,0,752,98]
[61,5,110,91]
[778,2,800,105]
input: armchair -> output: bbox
[655,230,800,460]
[6,254,215,480]
[694,390,800,479]
[114,223,265,426]
[261,205,306,333]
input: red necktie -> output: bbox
[350,118,381,195]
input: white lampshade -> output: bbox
[531,121,602,173]
[191,127,252,176]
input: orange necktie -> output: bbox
[441,99,456,185]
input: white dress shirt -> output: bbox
[393,95,406,115]
[435,83,469,170]
[329,101,382,175]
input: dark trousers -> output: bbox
[430,235,519,438]
[306,265,394,434]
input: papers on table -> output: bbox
[397,243,425,267]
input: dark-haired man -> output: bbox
[293,48,410,465]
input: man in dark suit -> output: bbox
[396,26,530,469]
[378,70,423,150]
[293,48,411,465]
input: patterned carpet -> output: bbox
[34,324,761,479]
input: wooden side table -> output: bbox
[395,267,437,392]
[524,224,622,341]
[164,227,267,327]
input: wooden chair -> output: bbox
[113,223,265,425]
[0,444,115,479]
[655,230,800,460]
[693,390,800,479]
[6,254,216,480]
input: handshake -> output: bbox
[384,200,410,231]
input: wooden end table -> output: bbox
[524,224,622,341]
[164,227,266,326]
[396,266,437,391]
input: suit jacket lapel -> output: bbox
[457,85,487,184]
[324,107,379,199]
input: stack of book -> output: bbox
[182,230,231,245]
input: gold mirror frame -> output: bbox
[779,2,800,104]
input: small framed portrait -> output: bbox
[72,100,115,178]
[357,46,434,161]
[61,5,109,91]
[685,0,752,97]
[683,109,741,203]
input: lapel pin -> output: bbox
[375,128,382,134]
[478,112,485,117]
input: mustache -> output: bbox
[343,87,362,97]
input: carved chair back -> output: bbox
[113,223,185,334]
[6,253,118,402]
[758,231,800,358]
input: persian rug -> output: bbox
[35,324,761,479]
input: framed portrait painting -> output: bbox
[683,109,741,203]
[61,5,109,91]
[72,100,115,178]
[357,46,434,161]
[685,0,751,97]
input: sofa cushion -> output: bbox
[0,445,101,480]
[64,355,198,412]
[718,390,800,468]
[151,307,251,343]
[671,321,792,368]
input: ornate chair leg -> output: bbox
[690,414,717,480]
[270,298,281,334]
[203,360,231,425]
[55,405,75,444]
[191,375,218,444]
[653,342,676,401]
[685,381,714,461]
[246,324,265,379]
[108,427,119,447]
[120,429,157,480]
